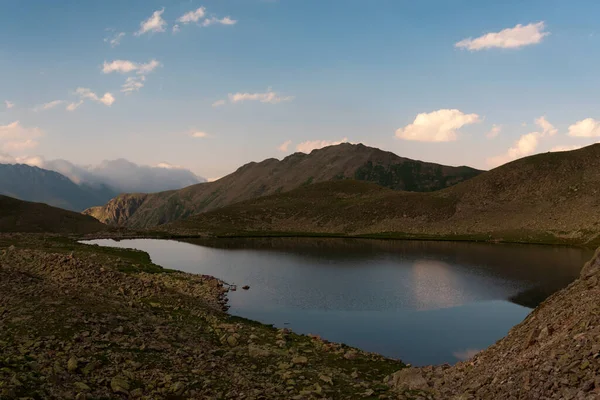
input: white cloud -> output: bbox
[535,116,557,136]
[212,99,226,107]
[66,101,83,112]
[74,88,115,107]
[278,140,292,152]
[395,109,481,142]
[33,100,64,112]
[202,16,237,27]
[487,116,557,167]
[0,121,44,155]
[228,89,294,105]
[296,138,349,153]
[455,22,549,51]
[177,7,206,24]
[486,124,501,139]
[4,100,14,110]
[135,8,167,36]
[567,118,600,137]
[550,144,584,152]
[121,76,146,94]
[105,32,125,47]
[189,131,209,138]
[172,24,181,34]
[102,59,160,74]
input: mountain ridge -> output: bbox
[160,144,600,246]
[84,143,483,227]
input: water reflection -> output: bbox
[84,238,591,365]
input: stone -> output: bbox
[387,369,429,391]
[67,357,79,372]
[111,376,130,394]
[292,356,308,365]
[227,335,239,347]
[248,344,270,358]
[73,382,91,391]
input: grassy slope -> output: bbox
[84,143,482,228]
[0,195,107,234]
[161,144,600,246]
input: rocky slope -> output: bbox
[0,235,403,399]
[162,144,600,246]
[0,195,107,234]
[386,247,600,399]
[84,143,482,228]
[0,163,117,211]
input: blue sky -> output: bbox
[2,0,600,179]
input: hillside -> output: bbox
[161,144,600,246]
[0,163,116,211]
[84,143,482,228]
[0,195,107,234]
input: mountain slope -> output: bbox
[0,163,117,211]
[84,143,482,228]
[0,195,106,234]
[161,144,600,246]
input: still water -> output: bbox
[85,238,591,366]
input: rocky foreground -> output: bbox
[2,234,599,399]
[0,235,404,399]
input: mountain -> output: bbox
[84,143,483,227]
[0,195,106,234]
[0,163,117,212]
[161,144,600,246]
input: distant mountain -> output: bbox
[160,144,600,246]
[84,143,483,228]
[0,164,117,212]
[0,194,106,234]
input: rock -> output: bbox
[67,357,79,372]
[344,350,357,360]
[73,382,91,392]
[111,376,130,394]
[130,388,144,398]
[292,356,308,365]
[248,344,270,358]
[387,369,429,391]
[319,374,333,385]
[227,335,239,347]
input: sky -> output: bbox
[2,0,600,180]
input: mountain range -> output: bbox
[160,143,600,246]
[84,143,483,227]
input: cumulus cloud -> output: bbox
[121,76,146,94]
[177,7,206,24]
[224,89,294,105]
[189,131,209,138]
[568,118,600,137]
[102,59,160,74]
[105,32,125,47]
[212,99,226,107]
[66,101,83,112]
[135,8,167,36]
[395,109,481,142]
[296,138,349,153]
[456,22,549,51]
[0,121,44,155]
[74,88,115,106]
[4,100,14,109]
[486,124,501,139]
[202,16,237,27]
[33,100,64,112]
[487,116,557,167]
[172,24,181,34]
[278,140,292,152]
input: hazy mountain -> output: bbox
[84,143,483,227]
[161,144,600,246]
[0,194,106,234]
[0,163,117,212]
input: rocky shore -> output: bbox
[0,235,404,399]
